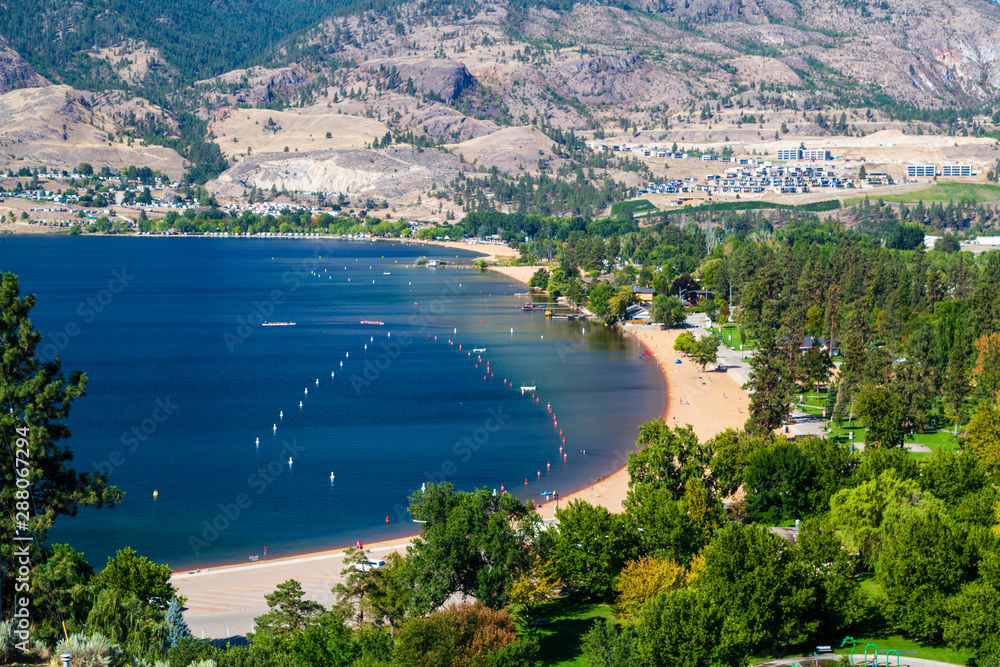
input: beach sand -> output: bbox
[535,326,749,519]
[172,246,751,635]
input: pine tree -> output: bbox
[743,329,792,437]
[166,598,191,648]
[1,274,122,614]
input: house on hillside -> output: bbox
[632,286,655,303]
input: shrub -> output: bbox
[54,633,124,667]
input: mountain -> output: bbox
[3,0,1000,213]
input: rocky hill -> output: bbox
[4,0,1000,215]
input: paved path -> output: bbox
[684,314,753,387]
[758,656,963,666]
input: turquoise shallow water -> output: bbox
[0,236,664,569]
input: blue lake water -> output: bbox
[0,236,664,570]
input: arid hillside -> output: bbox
[4,0,1000,216]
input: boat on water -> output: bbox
[262,321,296,326]
[522,303,537,311]
[360,320,385,325]
[472,347,486,352]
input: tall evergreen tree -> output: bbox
[166,599,192,648]
[744,330,792,437]
[1,273,122,615]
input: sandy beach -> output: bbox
[172,245,751,637]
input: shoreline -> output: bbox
[173,261,748,579]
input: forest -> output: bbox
[3,196,1000,667]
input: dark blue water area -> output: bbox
[0,236,664,570]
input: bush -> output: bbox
[1,620,20,663]
[415,256,428,266]
[55,633,124,667]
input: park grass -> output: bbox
[716,322,758,351]
[844,181,1000,206]
[829,634,971,665]
[533,595,614,666]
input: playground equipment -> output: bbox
[840,636,857,664]
[864,644,879,666]
[885,649,901,667]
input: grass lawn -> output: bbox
[533,595,614,666]
[844,181,1000,205]
[716,322,758,351]
[828,634,971,665]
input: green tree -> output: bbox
[744,330,791,437]
[673,331,697,354]
[363,551,409,630]
[404,483,537,612]
[85,588,169,660]
[1,273,122,613]
[625,482,719,563]
[945,579,1000,665]
[794,520,864,633]
[650,294,685,326]
[249,580,325,647]
[331,546,379,625]
[694,523,814,652]
[587,282,616,318]
[29,543,95,645]
[878,506,974,640]
[527,268,550,289]
[607,285,637,323]
[636,589,745,667]
[689,336,720,372]
[94,547,177,606]
[805,305,825,336]
[165,599,191,649]
[829,469,939,568]
[628,421,713,498]
[855,384,905,448]
[744,442,816,523]
[551,500,638,599]
[286,612,357,667]
[707,428,767,497]
[581,619,639,667]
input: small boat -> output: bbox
[544,310,552,317]
[520,385,536,391]
[262,321,296,326]
[472,347,486,353]
[360,320,384,325]
[522,303,536,311]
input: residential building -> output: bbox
[941,164,972,176]
[907,164,937,177]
